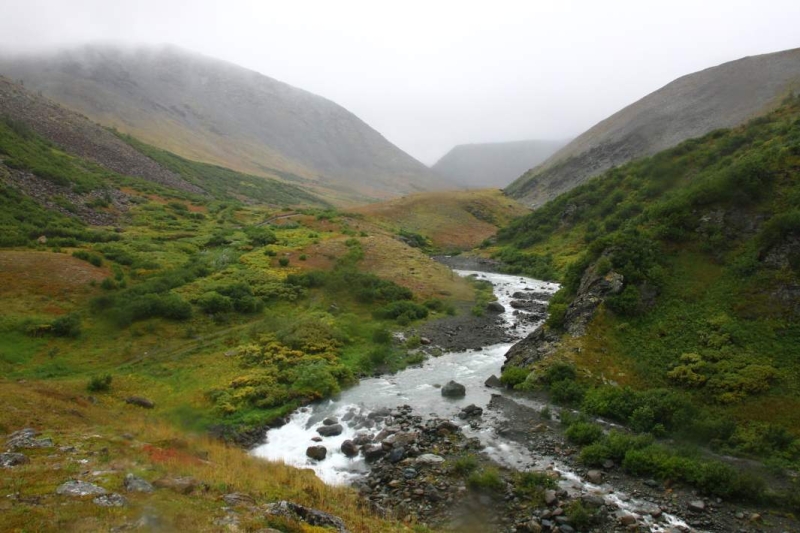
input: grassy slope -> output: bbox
[350,189,529,252]
[0,119,478,530]
[494,96,800,469]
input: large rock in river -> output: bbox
[316,424,344,437]
[441,380,466,398]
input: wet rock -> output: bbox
[340,440,358,457]
[152,476,200,494]
[617,512,637,526]
[223,492,256,506]
[0,452,29,467]
[581,494,605,508]
[56,480,108,497]
[416,453,445,465]
[486,301,505,313]
[441,380,466,398]
[123,473,153,493]
[457,404,483,419]
[311,436,323,442]
[403,467,418,479]
[265,500,350,533]
[317,424,344,437]
[387,447,405,463]
[437,420,460,433]
[342,411,355,422]
[688,500,706,513]
[125,396,155,409]
[353,433,373,446]
[484,374,502,388]
[94,493,127,507]
[586,469,603,484]
[306,445,327,461]
[362,445,385,463]
[322,417,339,426]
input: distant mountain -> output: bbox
[0,44,449,204]
[431,139,568,189]
[506,47,800,207]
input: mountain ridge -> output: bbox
[0,44,450,204]
[506,47,800,207]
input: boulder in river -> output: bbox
[441,380,466,398]
[306,445,327,461]
[322,417,338,426]
[486,301,505,313]
[484,374,502,388]
[362,444,385,463]
[340,440,358,457]
[316,424,344,437]
[458,404,483,419]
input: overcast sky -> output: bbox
[1,1,799,164]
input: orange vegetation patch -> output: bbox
[0,251,108,299]
[118,188,206,213]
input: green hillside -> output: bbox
[494,94,800,503]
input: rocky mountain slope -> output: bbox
[0,44,448,204]
[431,139,567,189]
[506,47,800,207]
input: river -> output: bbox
[251,270,693,532]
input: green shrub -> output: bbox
[565,421,604,445]
[278,257,290,267]
[87,374,113,393]
[72,250,103,267]
[451,454,479,476]
[550,379,586,405]
[373,301,428,322]
[500,367,529,388]
[543,362,577,384]
[197,291,234,314]
[50,314,82,338]
[467,467,504,492]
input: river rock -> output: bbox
[124,473,154,493]
[457,404,483,419]
[306,445,327,461]
[125,396,155,409]
[581,494,605,508]
[362,445,385,463]
[617,512,637,526]
[322,417,338,426]
[0,452,30,467]
[317,424,344,437]
[340,440,358,457]
[56,480,108,497]
[441,380,466,398]
[484,374,502,388]
[387,447,405,463]
[586,469,603,484]
[688,500,706,512]
[353,433,373,446]
[94,493,127,507]
[486,301,505,313]
[544,489,558,506]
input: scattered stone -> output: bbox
[264,500,350,533]
[403,468,418,479]
[580,494,605,508]
[441,380,466,398]
[544,489,558,506]
[387,447,405,463]
[125,396,155,409]
[311,436,323,442]
[484,374,502,388]
[602,459,615,470]
[56,480,108,497]
[362,445,385,463]
[617,512,637,526]
[317,424,344,437]
[749,513,762,522]
[6,428,53,450]
[340,440,358,457]
[419,337,432,345]
[0,453,30,468]
[124,473,154,493]
[94,493,127,507]
[416,453,445,465]
[306,445,327,461]
[322,417,339,426]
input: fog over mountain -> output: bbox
[432,139,568,189]
[0,44,449,203]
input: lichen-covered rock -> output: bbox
[93,493,127,507]
[6,428,53,451]
[56,480,108,497]
[0,452,30,468]
[124,473,154,493]
[264,500,350,533]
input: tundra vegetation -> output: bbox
[494,94,800,509]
